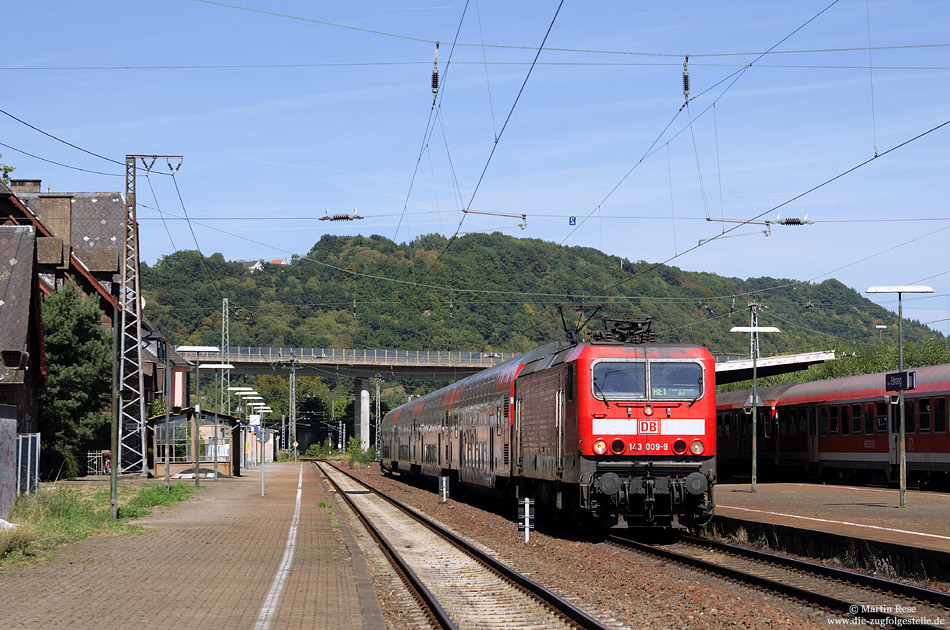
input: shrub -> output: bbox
[344,437,377,466]
[304,438,334,459]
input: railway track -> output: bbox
[608,533,950,628]
[317,461,613,630]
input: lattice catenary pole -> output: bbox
[118,155,181,474]
[221,298,230,414]
[117,156,148,474]
[288,353,297,455]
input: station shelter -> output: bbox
[148,407,242,478]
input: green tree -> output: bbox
[0,152,13,185]
[39,282,112,478]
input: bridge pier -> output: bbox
[354,378,370,451]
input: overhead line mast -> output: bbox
[118,154,181,474]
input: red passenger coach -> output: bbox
[716,363,950,485]
[379,319,717,529]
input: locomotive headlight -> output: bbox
[690,439,705,455]
[643,405,653,416]
[593,439,608,455]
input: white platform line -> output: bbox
[719,505,950,541]
[255,465,304,630]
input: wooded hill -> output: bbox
[140,232,941,362]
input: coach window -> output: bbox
[905,399,916,434]
[850,404,861,435]
[841,405,850,435]
[798,408,807,437]
[935,398,947,433]
[819,407,828,436]
[917,398,931,433]
[876,402,888,434]
[808,407,817,436]
[919,398,931,433]
[864,404,875,435]
[829,406,839,435]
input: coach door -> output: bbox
[807,407,819,466]
[514,383,523,472]
[888,399,899,467]
[556,380,565,474]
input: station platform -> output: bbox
[0,462,385,630]
[714,482,950,580]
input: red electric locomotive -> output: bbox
[716,363,950,485]
[379,318,717,529]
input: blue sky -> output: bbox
[3,1,950,340]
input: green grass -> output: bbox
[118,484,196,519]
[1,482,198,562]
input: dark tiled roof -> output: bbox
[19,192,123,272]
[0,225,36,384]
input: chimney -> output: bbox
[9,179,42,194]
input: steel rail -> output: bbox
[682,534,950,608]
[319,463,457,630]
[323,461,612,630]
[607,534,947,630]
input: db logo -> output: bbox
[639,420,660,435]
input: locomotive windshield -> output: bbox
[592,360,703,401]
[593,362,646,399]
[649,362,703,399]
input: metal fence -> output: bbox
[17,433,40,496]
[86,450,109,476]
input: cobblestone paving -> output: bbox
[1,463,384,630]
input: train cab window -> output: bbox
[905,400,916,434]
[819,407,827,436]
[592,361,645,400]
[829,406,839,435]
[935,398,947,433]
[864,404,875,435]
[840,406,850,435]
[918,398,931,433]
[649,362,703,400]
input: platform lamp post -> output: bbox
[234,391,262,466]
[730,325,781,493]
[866,285,933,508]
[227,387,255,477]
[248,403,271,496]
[875,324,888,347]
[257,406,273,497]
[232,390,260,470]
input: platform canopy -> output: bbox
[714,350,836,385]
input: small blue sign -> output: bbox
[569,216,576,225]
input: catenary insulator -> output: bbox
[683,55,690,101]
